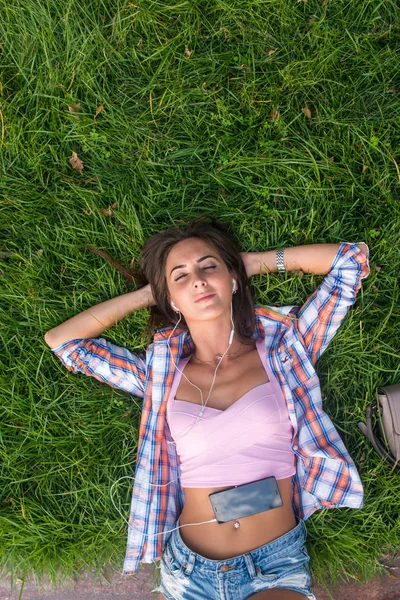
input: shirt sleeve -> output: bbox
[50,337,147,399]
[288,241,370,365]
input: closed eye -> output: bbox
[175,266,216,282]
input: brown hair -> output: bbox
[133,215,256,348]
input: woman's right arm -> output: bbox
[44,284,155,349]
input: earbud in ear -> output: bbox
[171,300,179,311]
[232,279,236,293]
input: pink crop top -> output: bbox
[166,337,296,487]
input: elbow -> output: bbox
[44,331,55,348]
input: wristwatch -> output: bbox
[276,248,286,273]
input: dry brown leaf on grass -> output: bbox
[270,109,280,120]
[362,164,369,173]
[302,104,312,119]
[99,202,118,217]
[184,46,192,58]
[69,151,84,174]
[68,103,81,118]
[94,103,104,119]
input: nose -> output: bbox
[193,272,207,288]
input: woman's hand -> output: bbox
[240,252,256,278]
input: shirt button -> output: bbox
[293,445,298,451]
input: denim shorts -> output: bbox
[155,517,316,599]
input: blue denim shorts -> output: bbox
[155,517,316,599]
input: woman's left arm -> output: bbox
[241,243,369,278]
[243,241,371,365]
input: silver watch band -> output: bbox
[276,248,286,273]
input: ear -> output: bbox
[231,271,239,287]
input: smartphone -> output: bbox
[208,476,283,524]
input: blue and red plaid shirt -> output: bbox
[50,241,370,575]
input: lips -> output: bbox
[195,294,215,303]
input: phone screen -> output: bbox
[208,476,283,523]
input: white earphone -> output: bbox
[171,279,236,312]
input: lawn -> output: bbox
[0,0,399,595]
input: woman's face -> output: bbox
[165,237,235,322]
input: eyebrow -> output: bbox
[169,255,219,278]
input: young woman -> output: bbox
[44,218,370,600]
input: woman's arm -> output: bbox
[279,241,370,365]
[44,284,155,349]
[242,242,369,277]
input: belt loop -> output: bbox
[244,553,257,579]
[182,550,195,575]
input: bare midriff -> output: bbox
[178,478,296,559]
[173,340,297,560]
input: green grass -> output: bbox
[1,0,400,595]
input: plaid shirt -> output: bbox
[50,241,370,575]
